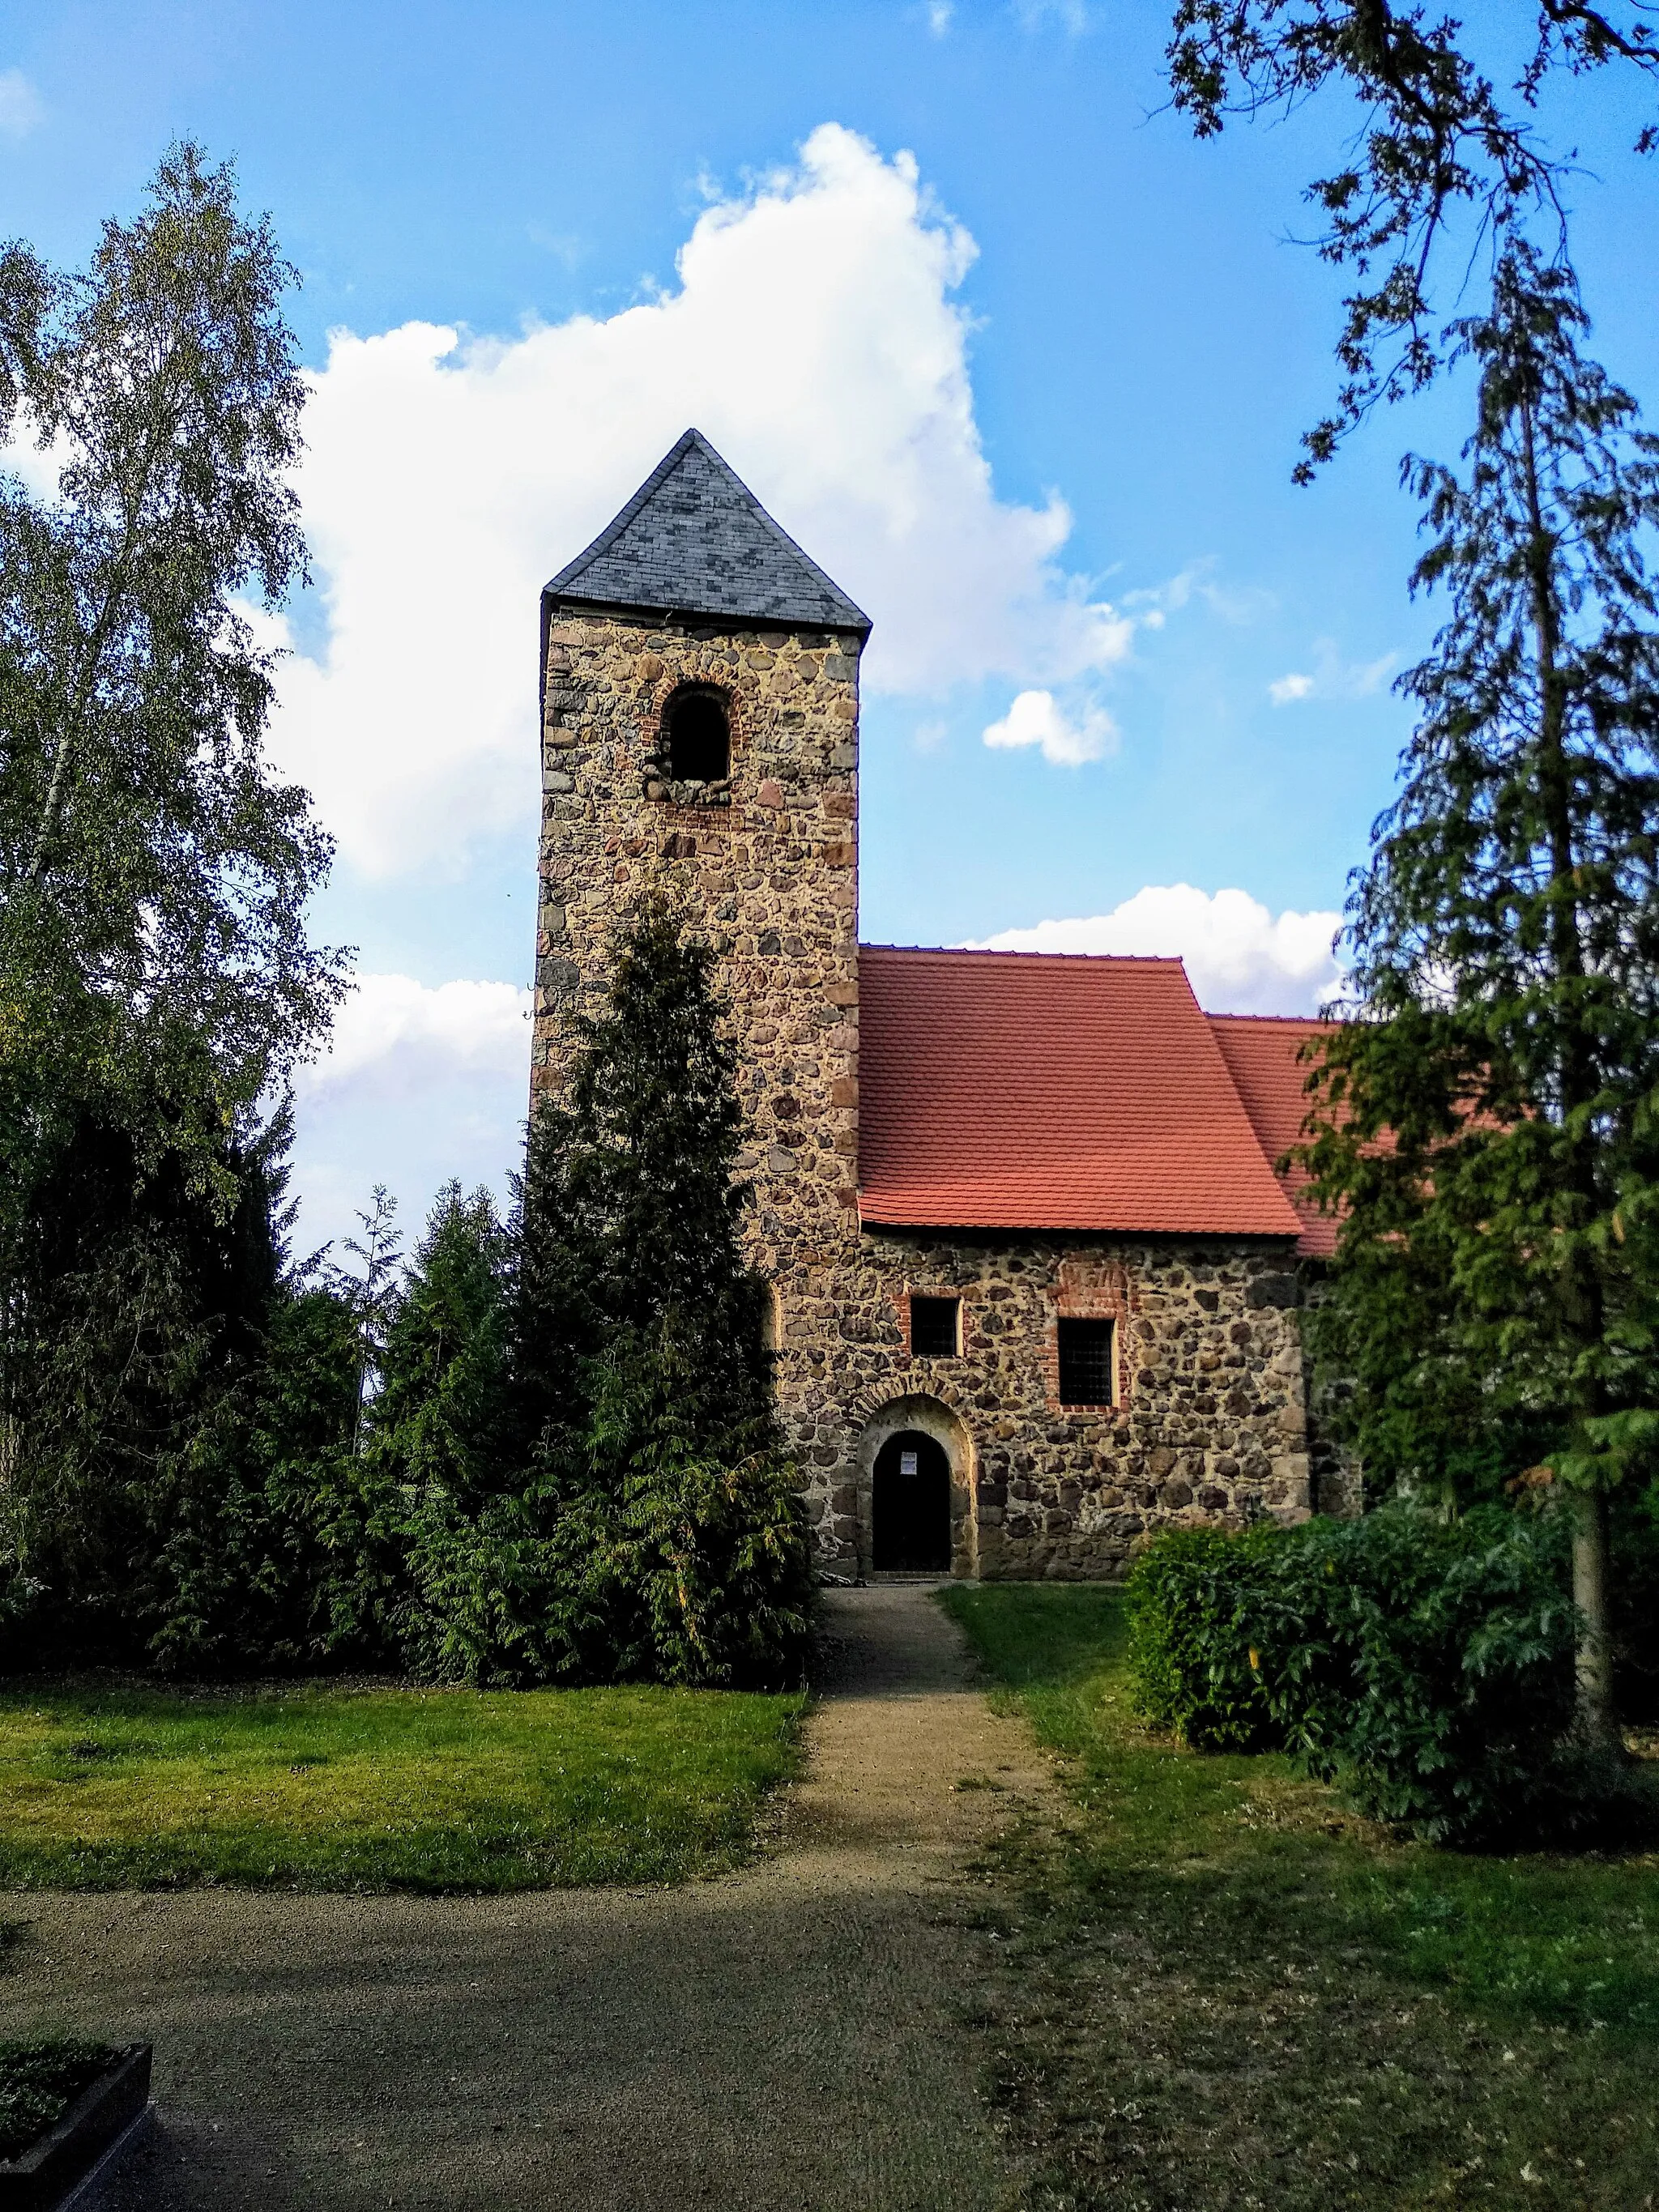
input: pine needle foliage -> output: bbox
[561,895,781,1475]
[505,898,812,1690]
[1302,247,1659,1737]
[1164,2,1659,471]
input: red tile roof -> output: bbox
[1207,1015,1339,1256]
[857,947,1305,1239]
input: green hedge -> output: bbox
[1125,1525,1281,1750]
[1126,1505,1581,1843]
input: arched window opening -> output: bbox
[665,688,730,783]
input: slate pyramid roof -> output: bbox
[544,428,871,634]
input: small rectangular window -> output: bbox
[910,1295,960,1357]
[1057,1317,1115,1406]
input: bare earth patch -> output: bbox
[0,1588,1054,2212]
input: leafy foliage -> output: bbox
[0,143,347,1238]
[1127,1507,1592,1843]
[1125,1526,1278,1749]
[0,2039,116,2161]
[0,148,359,1674]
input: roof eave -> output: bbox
[541,582,871,635]
[856,1203,1306,1241]
[539,581,869,717]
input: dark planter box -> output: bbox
[0,2045,151,2211]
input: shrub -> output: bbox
[1128,1505,1581,1843]
[600,1451,815,1690]
[1124,1527,1279,1749]
[1260,1507,1578,1843]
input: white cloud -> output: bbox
[926,1,955,32]
[0,70,43,141]
[1269,638,1396,707]
[296,974,531,1107]
[967,883,1343,1015]
[287,973,532,1255]
[267,123,1135,877]
[982,687,1116,766]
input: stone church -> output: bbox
[531,428,1351,1581]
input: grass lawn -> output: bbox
[0,1679,804,1892]
[941,1583,1659,2212]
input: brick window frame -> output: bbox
[640,667,748,811]
[904,1287,968,1361]
[1043,1258,1133,1415]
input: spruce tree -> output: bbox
[373,1183,511,1509]
[1303,247,1659,1741]
[560,895,779,1474]
[511,898,811,1688]
[502,1101,599,1487]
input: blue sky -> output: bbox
[5,1,1658,1253]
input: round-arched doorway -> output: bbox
[872,1429,952,1572]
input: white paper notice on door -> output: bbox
[900,1451,919,1478]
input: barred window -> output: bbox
[1057,1317,1115,1406]
[910,1296,960,1357]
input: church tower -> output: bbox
[532,429,870,1561]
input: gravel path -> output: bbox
[1,1587,1051,2211]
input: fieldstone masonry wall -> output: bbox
[794,1234,1321,1579]
[532,601,871,1562]
[533,597,1348,1578]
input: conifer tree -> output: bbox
[502,1101,599,1488]
[510,898,811,1688]
[1303,247,1659,1741]
[373,1183,510,1509]
[559,895,779,1474]
[1164,3,1659,471]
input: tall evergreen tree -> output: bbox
[1303,246,1659,1741]
[502,1102,599,1487]
[373,1183,511,1510]
[561,896,779,1474]
[0,1090,290,1665]
[504,899,811,1689]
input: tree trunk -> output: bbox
[1517,386,1619,1745]
[1571,1483,1618,1746]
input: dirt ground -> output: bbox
[2,1587,1053,2212]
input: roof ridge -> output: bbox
[861,943,1188,967]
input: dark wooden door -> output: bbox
[872,1430,951,1572]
